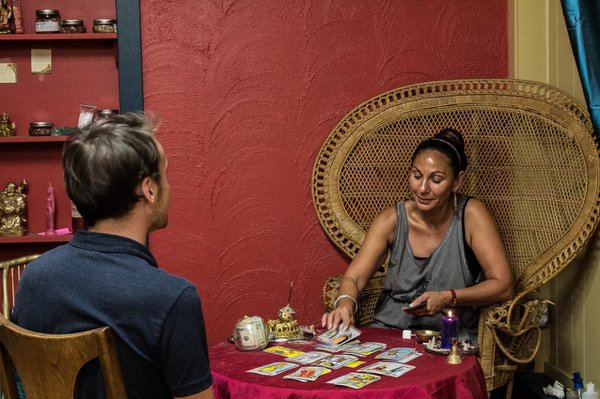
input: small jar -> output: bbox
[93,19,117,33]
[35,9,60,33]
[96,109,119,120]
[29,122,53,136]
[59,19,86,33]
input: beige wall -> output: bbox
[510,0,600,387]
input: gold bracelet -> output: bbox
[334,294,358,314]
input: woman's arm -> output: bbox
[409,198,513,316]
[321,206,397,330]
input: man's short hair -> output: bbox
[63,112,160,226]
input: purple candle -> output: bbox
[441,310,459,349]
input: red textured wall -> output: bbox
[140,0,509,345]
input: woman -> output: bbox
[321,128,513,343]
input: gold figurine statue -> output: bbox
[267,304,301,340]
[0,0,14,34]
[0,112,16,137]
[0,180,29,236]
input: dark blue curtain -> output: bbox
[561,0,600,136]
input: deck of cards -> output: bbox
[342,342,387,357]
[316,325,361,347]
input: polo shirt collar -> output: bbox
[69,230,158,268]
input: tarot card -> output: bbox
[345,359,367,368]
[326,372,381,389]
[342,342,387,357]
[287,351,331,364]
[263,346,304,357]
[312,354,358,369]
[283,366,331,382]
[359,361,415,377]
[316,325,361,346]
[315,339,361,353]
[375,347,422,363]
[247,362,298,376]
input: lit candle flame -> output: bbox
[448,310,453,317]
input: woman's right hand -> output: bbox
[321,298,355,331]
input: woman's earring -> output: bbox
[453,191,458,210]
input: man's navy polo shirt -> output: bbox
[13,230,212,398]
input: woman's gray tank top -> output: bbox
[372,195,479,343]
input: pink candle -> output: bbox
[45,183,57,236]
[441,310,459,349]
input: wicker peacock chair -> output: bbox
[313,79,600,398]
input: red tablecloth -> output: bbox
[210,327,487,399]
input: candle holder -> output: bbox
[440,310,459,349]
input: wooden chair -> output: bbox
[0,315,127,399]
[313,79,600,397]
[0,255,39,320]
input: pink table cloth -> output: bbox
[210,327,487,399]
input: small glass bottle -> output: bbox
[71,201,87,233]
[35,9,61,33]
[93,19,117,33]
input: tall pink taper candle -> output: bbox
[45,183,56,236]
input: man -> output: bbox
[13,113,213,399]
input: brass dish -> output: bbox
[414,329,439,343]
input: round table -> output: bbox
[210,327,488,399]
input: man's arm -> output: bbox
[175,387,213,399]
[162,286,213,398]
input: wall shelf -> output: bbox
[0,234,72,244]
[0,33,117,41]
[0,136,70,143]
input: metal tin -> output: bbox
[35,9,60,33]
[29,121,53,136]
[96,109,119,119]
[93,19,117,33]
[59,19,86,34]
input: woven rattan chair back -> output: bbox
[0,255,39,320]
[312,79,600,395]
[0,315,127,399]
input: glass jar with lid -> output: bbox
[35,9,61,33]
[96,109,119,120]
[59,19,86,33]
[29,122,53,136]
[93,19,117,33]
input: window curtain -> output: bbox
[561,0,600,136]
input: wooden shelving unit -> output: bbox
[0,0,142,259]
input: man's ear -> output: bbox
[140,176,157,203]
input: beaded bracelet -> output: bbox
[449,289,457,308]
[334,294,358,314]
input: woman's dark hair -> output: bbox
[62,112,161,227]
[411,128,468,176]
